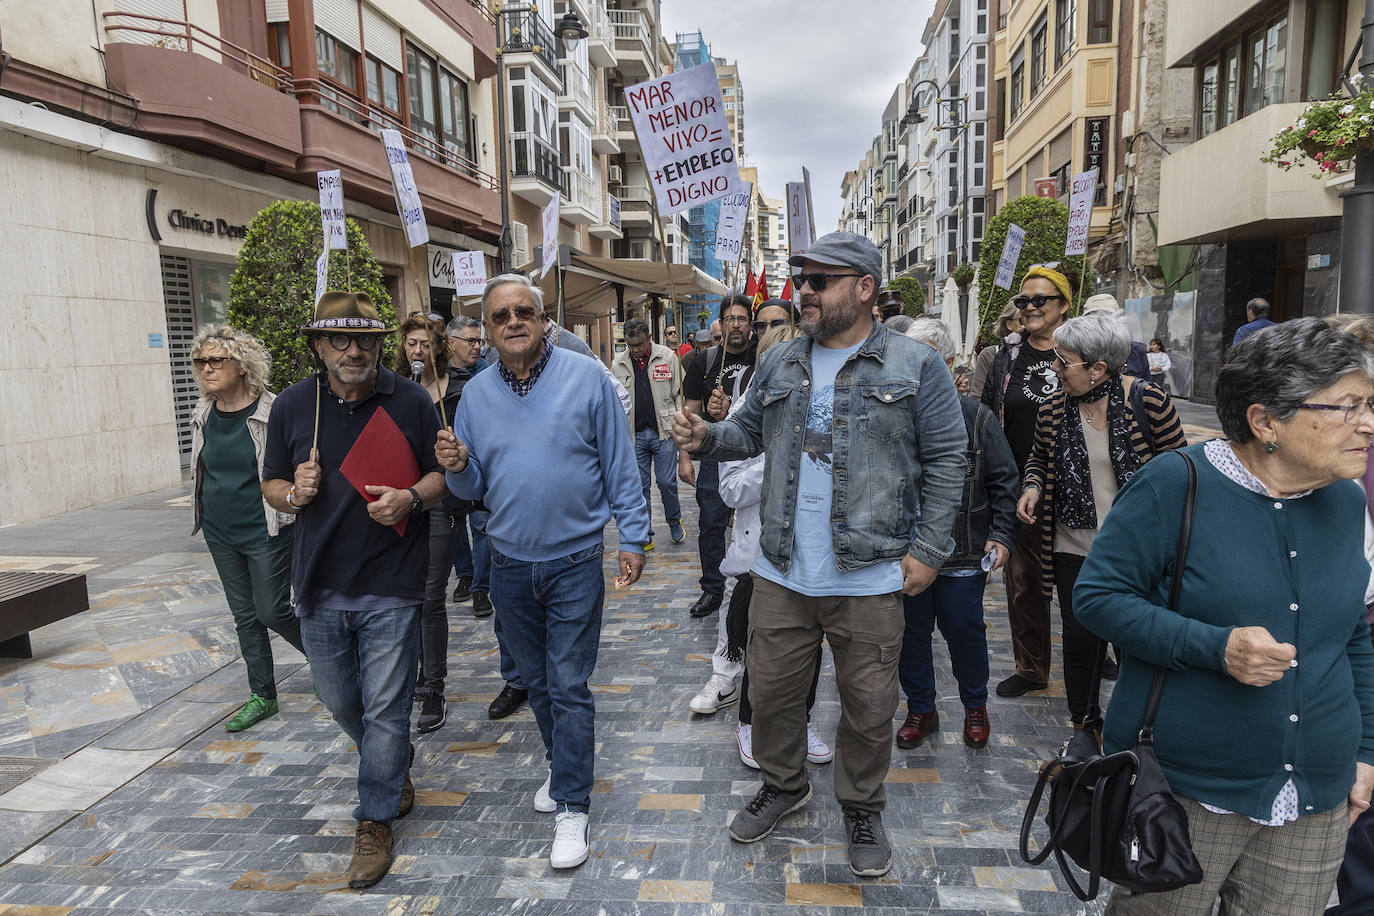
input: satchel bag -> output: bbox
[1018,452,1205,901]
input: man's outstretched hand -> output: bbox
[671,405,709,451]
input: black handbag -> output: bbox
[1018,452,1205,901]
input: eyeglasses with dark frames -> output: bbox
[792,272,862,292]
[325,333,382,351]
[1013,294,1065,311]
[454,336,484,347]
[752,318,790,335]
[488,306,538,326]
[1296,398,1374,424]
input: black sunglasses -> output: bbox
[325,333,382,351]
[752,318,790,335]
[488,305,538,326]
[192,356,231,368]
[1012,294,1064,311]
[793,272,861,292]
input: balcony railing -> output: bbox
[294,77,499,190]
[503,8,559,77]
[608,8,651,55]
[611,104,631,129]
[618,184,653,203]
[605,194,621,229]
[102,12,292,93]
[510,130,562,190]
[562,169,602,219]
[559,65,595,115]
[587,2,614,47]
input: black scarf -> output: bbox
[1055,376,1142,529]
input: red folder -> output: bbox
[338,408,420,537]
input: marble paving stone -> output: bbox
[0,746,172,812]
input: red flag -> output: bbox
[754,267,769,306]
[780,277,793,302]
[744,270,758,300]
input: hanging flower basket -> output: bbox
[1264,77,1374,178]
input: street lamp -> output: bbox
[555,11,588,46]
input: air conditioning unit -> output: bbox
[511,221,530,267]
[608,164,623,184]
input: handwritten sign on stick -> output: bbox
[379,129,429,248]
[317,170,347,250]
[786,181,812,257]
[624,62,744,216]
[994,224,1026,290]
[1065,168,1098,256]
[540,197,559,280]
[453,251,488,296]
[713,181,752,263]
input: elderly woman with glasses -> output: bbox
[981,262,1080,699]
[1071,317,1374,913]
[1016,310,1185,728]
[189,325,307,732]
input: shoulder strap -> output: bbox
[704,345,723,388]
[1128,376,1155,453]
[1085,450,1198,738]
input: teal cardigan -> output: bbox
[1074,443,1374,820]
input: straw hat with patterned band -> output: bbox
[300,291,395,335]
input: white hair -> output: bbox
[903,317,957,361]
[480,273,545,317]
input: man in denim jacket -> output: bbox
[673,232,967,878]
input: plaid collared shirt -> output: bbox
[497,342,553,397]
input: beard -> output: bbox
[799,287,865,340]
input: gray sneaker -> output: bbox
[728,783,811,843]
[842,806,892,877]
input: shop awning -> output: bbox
[530,248,729,321]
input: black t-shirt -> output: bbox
[1002,341,1060,472]
[262,367,442,608]
[684,341,756,419]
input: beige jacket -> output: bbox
[610,343,682,439]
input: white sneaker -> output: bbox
[736,723,759,769]
[689,673,740,714]
[550,810,590,868]
[806,722,834,764]
[534,770,555,813]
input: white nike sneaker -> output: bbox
[534,769,555,813]
[806,722,834,764]
[689,673,740,714]
[550,810,590,869]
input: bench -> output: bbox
[0,571,90,658]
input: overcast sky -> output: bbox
[660,0,937,234]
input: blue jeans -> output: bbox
[469,509,491,594]
[493,603,525,690]
[301,604,420,824]
[899,573,990,713]
[488,542,605,813]
[695,460,729,597]
[452,516,473,579]
[635,427,681,539]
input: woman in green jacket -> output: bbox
[1075,317,1374,914]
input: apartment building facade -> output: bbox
[0,0,503,522]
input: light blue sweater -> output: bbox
[446,346,649,562]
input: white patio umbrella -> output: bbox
[941,277,961,354]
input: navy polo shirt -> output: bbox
[263,367,442,611]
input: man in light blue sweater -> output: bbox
[435,273,649,871]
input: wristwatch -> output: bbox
[406,487,423,515]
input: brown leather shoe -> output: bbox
[895,711,938,748]
[963,706,990,748]
[347,820,393,889]
[398,743,415,817]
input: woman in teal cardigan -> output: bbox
[1074,317,1374,914]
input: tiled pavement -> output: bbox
[0,405,1223,914]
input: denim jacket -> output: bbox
[945,396,1020,570]
[693,321,968,572]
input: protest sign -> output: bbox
[379,129,428,248]
[1065,168,1098,256]
[314,250,329,308]
[623,62,744,216]
[317,170,347,250]
[786,181,813,257]
[713,181,752,263]
[994,224,1026,290]
[540,196,559,279]
[453,251,488,296]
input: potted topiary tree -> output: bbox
[974,195,1087,345]
[887,276,926,317]
[228,200,394,392]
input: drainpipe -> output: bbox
[1337,0,1374,313]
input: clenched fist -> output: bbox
[293,448,322,506]
[671,405,709,452]
[435,428,469,473]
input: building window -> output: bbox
[1243,13,1287,118]
[406,43,475,166]
[1200,60,1219,136]
[1010,46,1025,122]
[365,57,402,128]
[1306,0,1345,99]
[1030,13,1049,97]
[268,23,291,69]
[316,29,362,122]
[1087,0,1112,44]
[1056,0,1077,68]
[1220,47,1240,127]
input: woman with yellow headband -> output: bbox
[979,263,1077,699]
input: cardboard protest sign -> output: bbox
[786,180,813,257]
[713,181,752,263]
[379,129,428,248]
[453,251,488,296]
[317,170,347,250]
[994,224,1026,290]
[540,197,559,280]
[624,62,744,216]
[314,250,329,307]
[1065,168,1098,256]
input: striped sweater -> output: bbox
[1022,377,1187,599]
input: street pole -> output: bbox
[1339,0,1374,313]
[495,13,513,273]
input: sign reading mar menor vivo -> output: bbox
[623,62,744,217]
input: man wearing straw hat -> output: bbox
[261,291,447,890]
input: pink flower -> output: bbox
[1339,137,1349,146]
[1278,160,1291,167]
[1310,129,1320,137]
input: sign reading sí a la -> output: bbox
[624,62,744,216]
